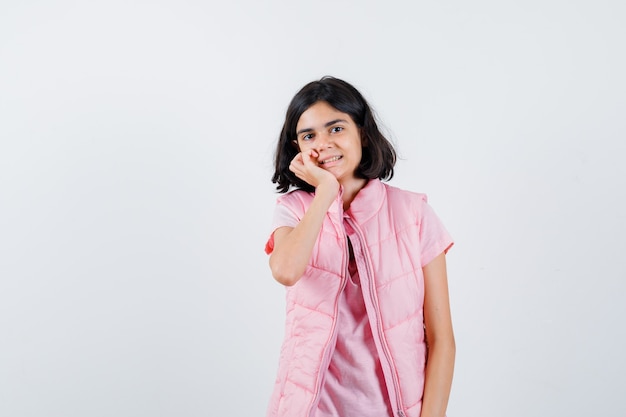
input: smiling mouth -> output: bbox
[319,155,342,165]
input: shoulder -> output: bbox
[275,188,315,214]
[382,184,450,236]
[382,182,428,208]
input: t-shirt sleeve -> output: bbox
[419,198,454,267]
[264,202,300,255]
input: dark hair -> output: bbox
[271,76,396,193]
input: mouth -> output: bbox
[319,155,342,165]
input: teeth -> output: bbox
[321,156,341,164]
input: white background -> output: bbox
[1,1,625,416]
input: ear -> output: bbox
[291,139,300,151]
[360,128,368,147]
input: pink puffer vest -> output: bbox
[265,179,452,417]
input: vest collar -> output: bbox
[326,179,386,224]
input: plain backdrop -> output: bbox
[1,1,625,416]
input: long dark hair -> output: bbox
[271,76,396,193]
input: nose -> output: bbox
[315,132,333,151]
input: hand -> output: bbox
[289,149,339,191]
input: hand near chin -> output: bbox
[289,150,339,193]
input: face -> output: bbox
[295,101,363,187]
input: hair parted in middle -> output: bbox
[271,76,397,193]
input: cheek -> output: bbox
[356,148,365,165]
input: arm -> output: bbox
[420,252,455,417]
[269,150,339,286]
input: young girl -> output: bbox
[265,77,455,417]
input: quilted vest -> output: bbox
[266,179,443,417]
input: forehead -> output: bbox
[296,101,352,130]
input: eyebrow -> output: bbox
[296,119,348,136]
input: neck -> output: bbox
[341,178,368,211]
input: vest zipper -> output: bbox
[345,217,405,417]
[306,205,349,417]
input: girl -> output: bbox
[265,77,455,417]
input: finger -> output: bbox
[289,158,305,176]
[291,152,303,164]
[289,153,303,169]
[289,161,300,175]
[289,164,308,183]
[302,150,319,167]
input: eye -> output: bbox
[330,126,343,134]
[301,133,314,141]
